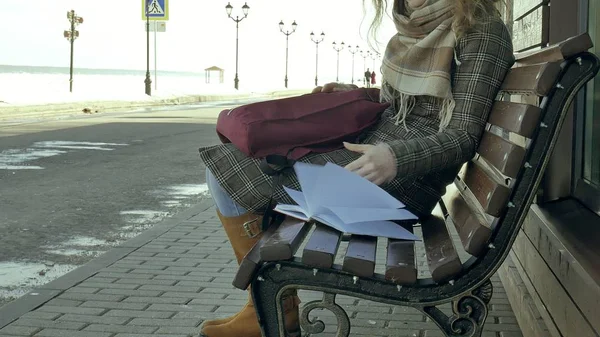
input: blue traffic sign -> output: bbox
[142,0,169,21]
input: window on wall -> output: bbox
[575,0,600,213]
[584,2,600,188]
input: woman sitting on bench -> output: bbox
[197,0,514,336]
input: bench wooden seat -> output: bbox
[233,33,600,337]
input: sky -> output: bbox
[1,0,398,86]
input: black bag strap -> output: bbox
[259,153,296,231]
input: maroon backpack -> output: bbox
[216,88,390,160]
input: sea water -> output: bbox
[0,64,320,106]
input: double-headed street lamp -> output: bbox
[348,45,360,84]
[279,20,298,88]
[310,31,325,86]
[370,51,380,73]
[332,41,345,82]
[225,2,250,90]
[64,10,84,93]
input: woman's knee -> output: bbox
[205,168,248,217]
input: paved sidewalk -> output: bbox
[0,201,524,337]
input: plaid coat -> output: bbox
[199,16,514,218]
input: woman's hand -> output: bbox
[343,142,398,185]
[311,82,359,94]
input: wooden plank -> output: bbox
[501,61,561,96]
[477,131,526,179]
[498,251,562,337]
[462,161,511,217]
[513,5,550,52]
[259,219,312,261]
[385,223,417,285]
[512,230,597,337]
[342,235,377,278]
[524,203,600,334]
[443,189,492,257]
[232,221,282,290]
[302,224,342,269]
[487,101,541,138]
[421,213,462,283]
[515,33,593,64]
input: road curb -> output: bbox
[0,89,308,123]
[0,199,214,329]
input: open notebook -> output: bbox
[274,162,420,241]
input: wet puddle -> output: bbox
[0,141,128,170]
[0,261,77,300]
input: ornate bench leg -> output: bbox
[300,293,351,337]
[423,280,493,337]
[253,279,352,337]
[253,278,298,337]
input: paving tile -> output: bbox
[38,306,106,316]
[104,309,175,319]
[33,329,113,337]
[114,335,188,337]
[127,318,200,327]
[0,325,41,336]
[79,301,149,310]
[20,311,62,320]
[57,314,130,325]
[10,318,86,330]
[82,324,159,334]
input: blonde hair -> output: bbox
[365,0,503,46]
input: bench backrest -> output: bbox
[436,33,598,283]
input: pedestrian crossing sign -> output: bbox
[142,0,169,21]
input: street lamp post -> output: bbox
[225,2,250,90]
[144,9,152,96]
[310,31,325,86]
[64,10,83,93]
[332,41,345,82]
[348,45,360,84]
[279,20,297,88]
[360,49,370,85]
[371,52,380,70]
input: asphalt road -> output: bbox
[0,102,245,307]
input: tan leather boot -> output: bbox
[200,210,264,328]
[198,210,301,337]
[200,288,301,337]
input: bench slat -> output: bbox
[422,212,462,283]
[487,101,541,138]
[478,131,526,179]
[259,219,312,261]
[302,225,342,269]
[385,223,417,284]
[443,189,492,257]
[500,62,561,96]
[462,161,512,217]
[232,221,283,290]
[343,235,377,278]
[515,33,593,64]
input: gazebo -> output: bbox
[204,66,224,84]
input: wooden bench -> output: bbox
[233,33,600,337]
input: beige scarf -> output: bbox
[380,0,456,131]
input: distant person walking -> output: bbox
[364,68,372,88]
[371,71,377,86]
